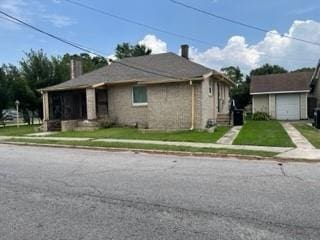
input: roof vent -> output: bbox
[181,44,189,59]
[70,58,83,79]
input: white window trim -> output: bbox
[132,86,148,107]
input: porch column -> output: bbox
[42,91,49,121]
[86,88,97,120]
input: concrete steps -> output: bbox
[75,120,100,131]
[216,113,231,125]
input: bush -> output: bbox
[252,112,271,121]
[245,112,253,120]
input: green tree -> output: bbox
[250,64,287,76]
[221,66,243,86]
[19,49,54,122]
[292,67,315,73]
[115,43,152,59]
[221,66,250,109]
[0,65,9,119]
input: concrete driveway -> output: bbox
[1,144,320,239]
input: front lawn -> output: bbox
[54,126,230,143]
[233,120,295,147]
[0,125,39,136]
[293,123,320,148]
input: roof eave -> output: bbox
[251,90,310,95]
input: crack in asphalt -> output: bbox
[1,178,319,235]
[278,163,304,181]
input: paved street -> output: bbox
[0,144,320,239]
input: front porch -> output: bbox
[42,88,108,131]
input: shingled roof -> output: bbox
[42,52,221,92]
[250,71,314,94]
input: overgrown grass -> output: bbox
[293,123,320,148]
[54,126,230,143]
[0,125,39,136]
[233,120,295,147]
[7,138,277,158]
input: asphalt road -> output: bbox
[0,144,320,240]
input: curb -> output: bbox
[2,141,320,163]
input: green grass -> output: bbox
[293,123,319,148]
[233,120,295,147]
[54,126,230,143]
[0,125,39,136]
[7,138,277,158]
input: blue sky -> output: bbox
[0,0,320,72]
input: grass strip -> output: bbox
[7,138,277,158]
[0,125,40,136]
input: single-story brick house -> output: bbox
[250,68,320,120]
[41,45,234,131]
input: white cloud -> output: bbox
[43,14,76,28]
[189,20,320,72]
[0,0,29,29]
[0,0,75,29]
[287,6,319,15]
[139,34,168,54]
[0,0,26,17]
[190,36,261,72]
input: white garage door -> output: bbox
[276,94,300,120]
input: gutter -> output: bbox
[190,80,195,130]
[251,90,310,95]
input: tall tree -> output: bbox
[115,43,152,59]
[19,49,54,121]
[221,66,250,109]
[250,64,287,76]
[221,66,243,86]
[0,66,9,119]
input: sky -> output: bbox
[0,0,320,73]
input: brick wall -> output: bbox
[108,84,148,128]
[106,82,202,130]
[147,82,201,130]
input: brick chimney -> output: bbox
[70,58,83,79]
[181,44,189,59]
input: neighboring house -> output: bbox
[41,45,234,131]
[250,70,318,120]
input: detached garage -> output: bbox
[251,71,314,120]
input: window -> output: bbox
[209,80,213,96]
[96,89,108,116]
[132,86,147,106]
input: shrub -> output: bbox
[252,112,271,121]
[245,112,253,120]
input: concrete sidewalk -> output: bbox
[0,135,292,153]
[276,122,320,160]
[217,126,242,145]
[281,122,315,149]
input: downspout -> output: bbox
[190,80,195,130]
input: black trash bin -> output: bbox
[233,109,244,126]
[314,108,320,129]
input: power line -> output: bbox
[169,0,320,48]
[0,7,316,77]
[0,10,196,81]
[62,0,317,64]
[0,10,106,57]
[62,0,216,47]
